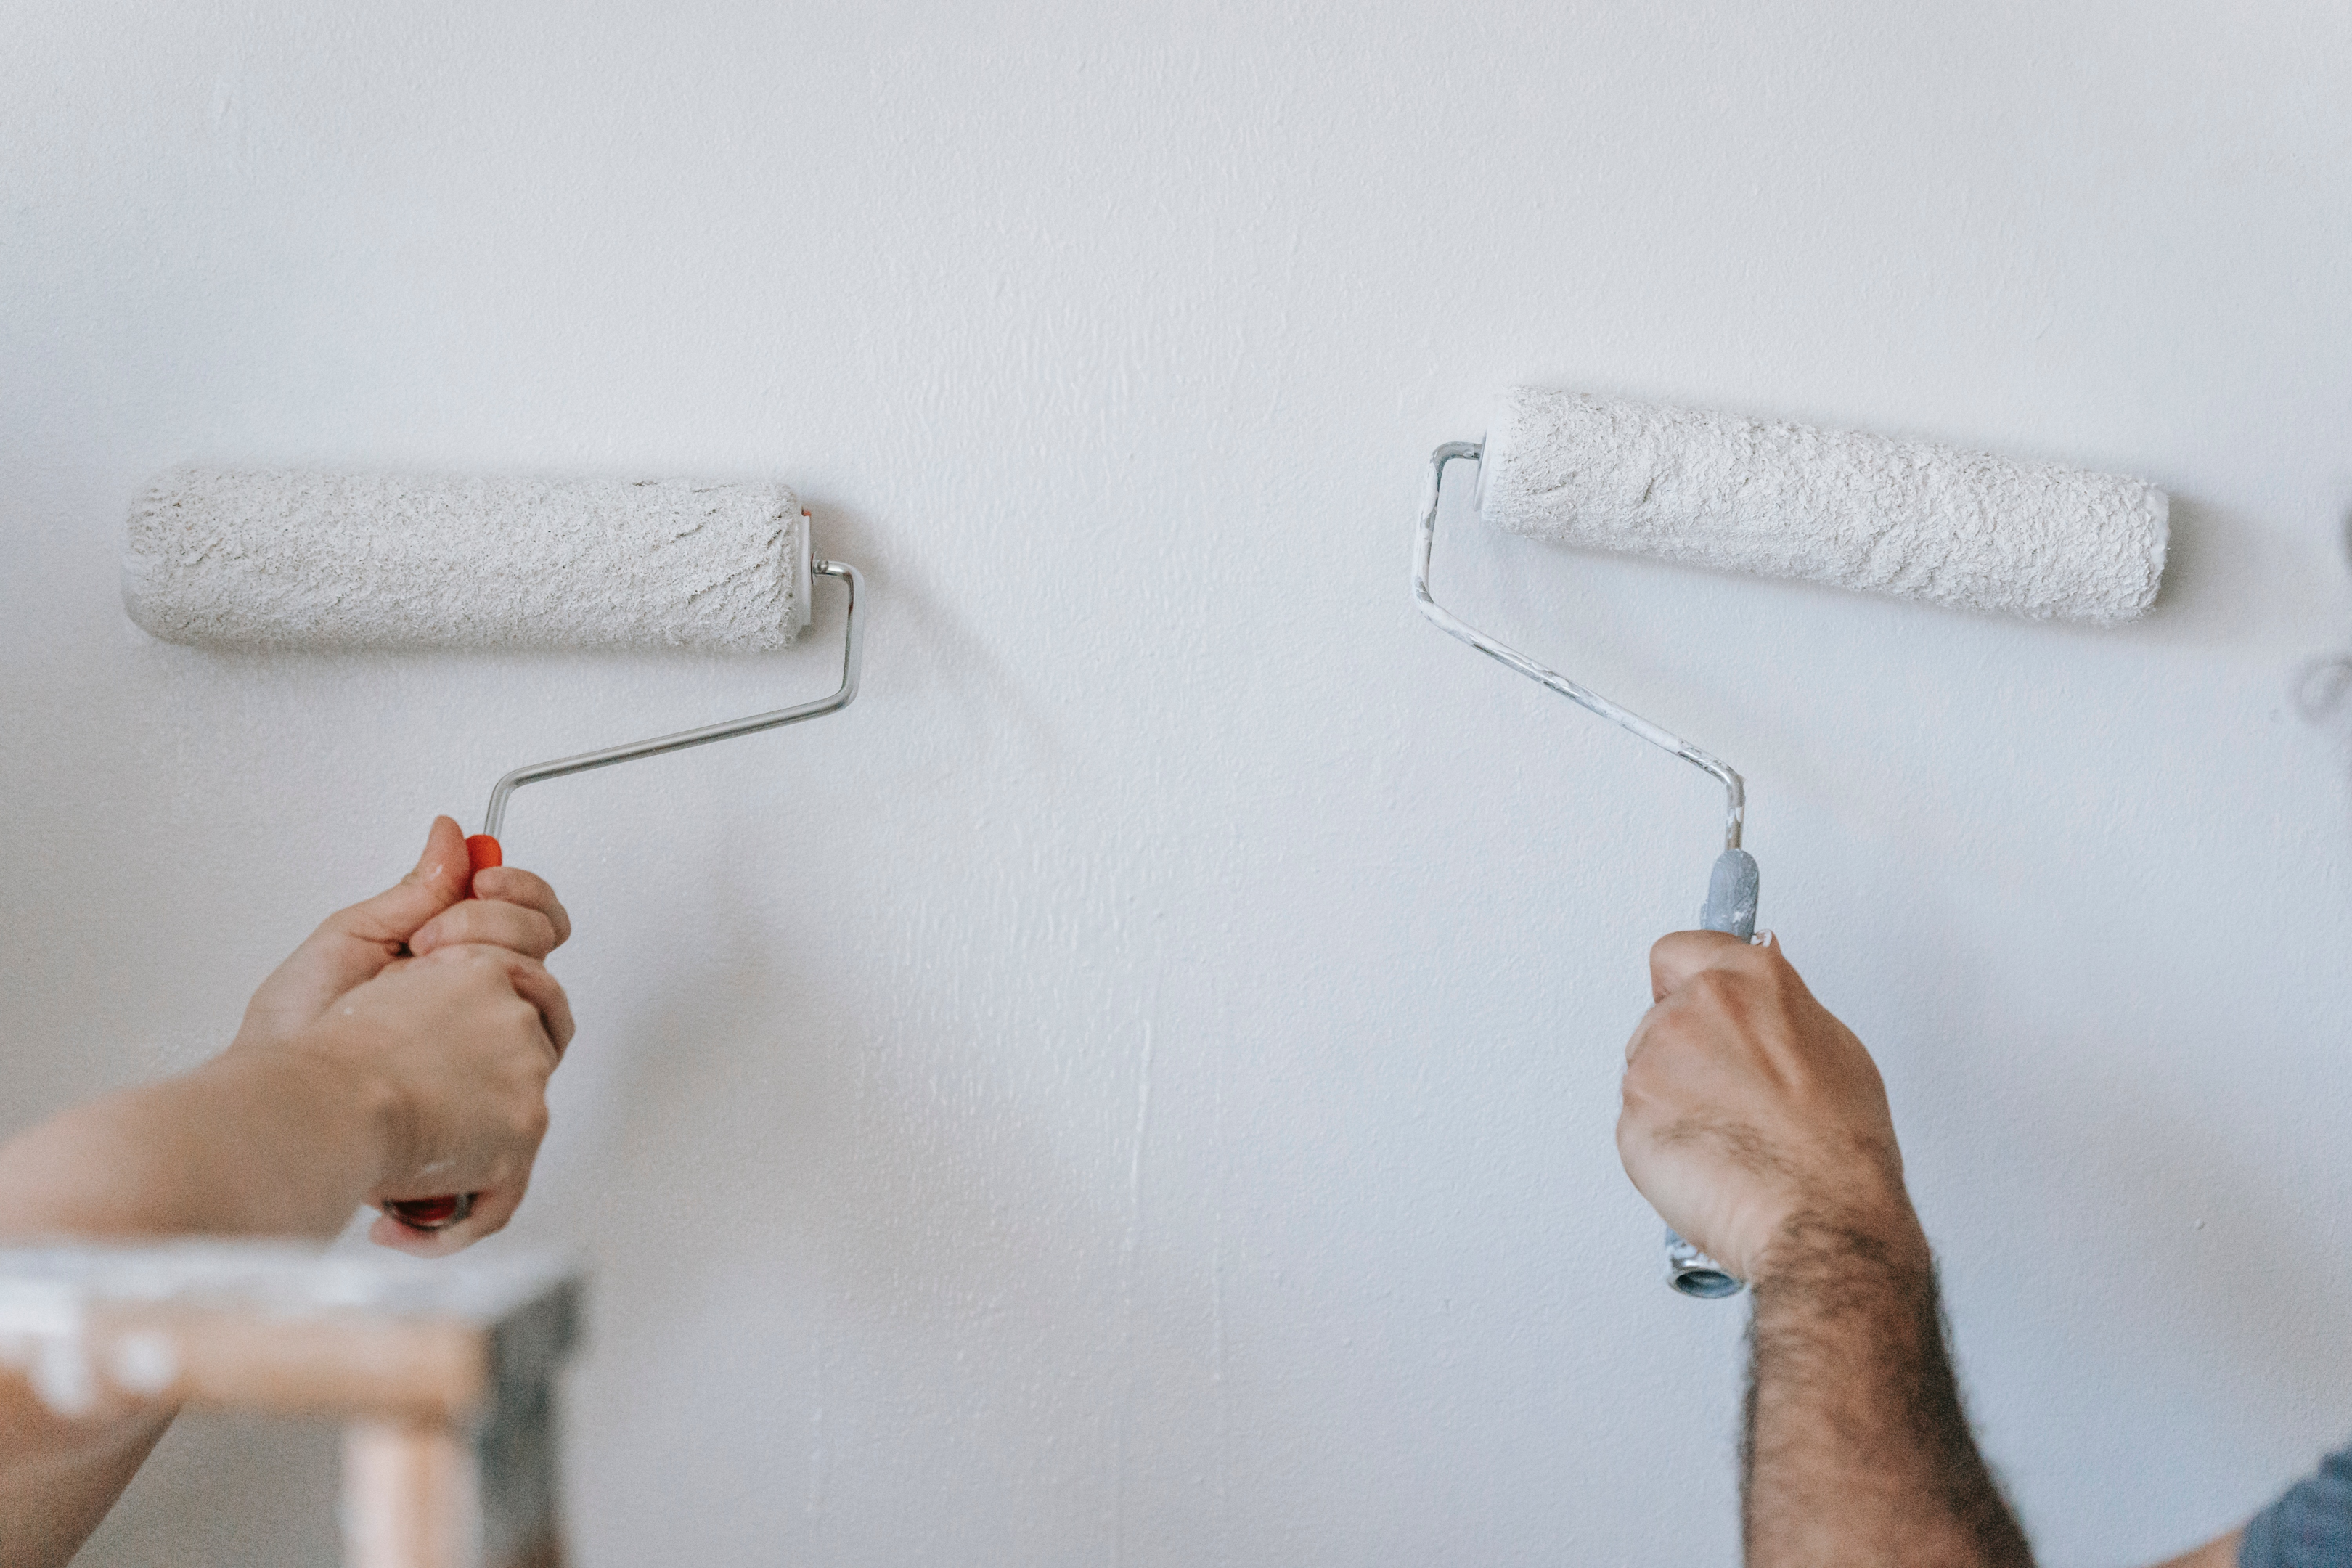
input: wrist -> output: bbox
[215,1026,406,1196]
[1748,1198,1931,1291]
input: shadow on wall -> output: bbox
[796,491,1064,767]
[2292,510,2352,762]
[2123,494,2253,648]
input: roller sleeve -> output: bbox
[1477,389,2167,624]
[123,470,814,652]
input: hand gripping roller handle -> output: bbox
[382,558,865,1233]
[1660,849,1757,1299]
[375,833,507,1234]
[1413,442,1751,1299]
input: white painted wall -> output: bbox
[6,3,2351,1562]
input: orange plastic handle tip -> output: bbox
[466,834,502,872]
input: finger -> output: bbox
[470,866,571,950]
[499,953,575,1055]
[1625,998,1666,1065]
[1649,928,1768,1002]
[237,819,481,1042]
[409,898,560,960]
[369,1209,449,1254]
[428,944,576,1056]
[446,1180,528,1244]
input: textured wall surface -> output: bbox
[5,4,2351,1564]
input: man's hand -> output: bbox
[1622,931,2033,1567]
[234,816,571,1055]
[1617,929,1923,1283]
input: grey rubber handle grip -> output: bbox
[1664,847,1760,1299]
[1699,847,1759,942]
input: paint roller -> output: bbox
[123,467,865,1231]
[1413,388,2167,1298]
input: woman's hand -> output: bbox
[285,940,573,1254]
[233,816,571,1055]
[0,818,577,1567]
[0,818,576,1251]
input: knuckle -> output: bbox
[1686,970,1747,1008]
[1646,1002,1710,1053]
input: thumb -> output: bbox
[330,817,477,949]
[343,822,477,944]
[236,817,479,1048]
[1648,928,1765,1003]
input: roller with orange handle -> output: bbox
[121,472,867,1241]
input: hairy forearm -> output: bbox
[0,1047,391,1241]
[1744,1217,2033,1568]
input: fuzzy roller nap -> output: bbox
[123,468,814,652]
[1478,390,2167,624]
[1412,388,2168,1299]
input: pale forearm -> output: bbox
[0,1050,393,1564]
[1745,1217,2032,1568]
[0,1387,173,1568]
[0,1048,391,1241]
[0,820,572,1566]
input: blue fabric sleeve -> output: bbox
[2240,1442,2352,1567]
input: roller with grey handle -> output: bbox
[1414,393,2165,1304]
[1659,846,1760,1299]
